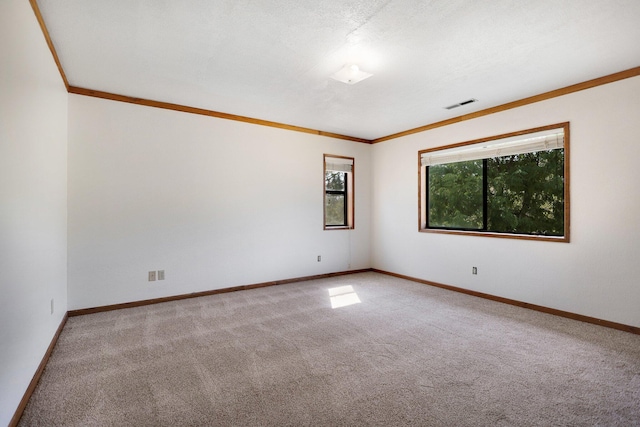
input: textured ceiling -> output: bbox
[36,0,640,140]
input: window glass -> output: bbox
[419,123,569,241]
[487,150,564,236]
[428,160,483,230]
[324,155,354,229]
[325,192,346,226]
[326,171,346,191]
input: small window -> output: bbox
[419,123,569,242]
[324,155,354,229]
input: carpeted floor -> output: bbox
[19,272,640,426]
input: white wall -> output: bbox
[372,76,640,328]
[2,3,638,421]
[0,1,68,425]
[67,95,371,310]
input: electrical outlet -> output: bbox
[158,270,165,280]
[472,267,478,275]
[148,271,156,281]
[50,299,54,315]
[317,255,321,262]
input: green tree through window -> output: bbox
[324,154,354,229]
[428,160,483,229]
[487,150,564,235]
[325,171,347,226]
[421,124,568,240]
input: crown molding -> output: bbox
[29,0,69,91]
[29,2,639,145]
[68,87,372,143]
[372,66,640,143]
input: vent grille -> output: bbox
[445,98,478,110]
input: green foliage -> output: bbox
[429,160,483,229]
[325,172,346,226]
[487,150,564,235]
[326,194,346,225]
[427,150,564,236]
[326,171,345,191]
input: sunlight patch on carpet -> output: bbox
[328,285,361,309]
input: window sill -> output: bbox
[419,228,569,243]
[324,226,354,231]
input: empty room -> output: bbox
[2,0,640,425]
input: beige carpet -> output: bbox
[19,272,640,426]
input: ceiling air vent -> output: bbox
[445,98,478,110]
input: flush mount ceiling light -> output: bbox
[330,64,373,85]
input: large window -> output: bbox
[324,155,354,229]
[419,123,569,242]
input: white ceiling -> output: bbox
[37,0,640,141]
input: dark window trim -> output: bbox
[324,154,355,230]
[325,172,349,228]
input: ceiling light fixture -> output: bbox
[331,64,373,85]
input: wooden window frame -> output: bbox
[418,122,570,242]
